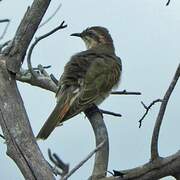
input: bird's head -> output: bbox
[71,26,114,50]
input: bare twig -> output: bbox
[0,40,11,52]
[138,99,163,128]
[0,133,5,140]
[0,19,10,23]
[100,109,122,117]
[39,3,62,28]
[50,74,59,85]
[27,21,67,78]
[62,140,105,180]
[48,149,69,177]
[0,19,10,41]
[151,64,180,160]
[111,90,141,95]
[166,0,171,6]
[32,65,51,71]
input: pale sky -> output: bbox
[0,0,180,179]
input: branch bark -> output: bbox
[3,0,52,73]
[0,59,54,179]
[151,64,180,160]
[85,106,109,180]
[0,0,55,179]
[100,151,180,180]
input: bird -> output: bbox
[36,26,122,140]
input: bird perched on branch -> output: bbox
[37,26,122,140]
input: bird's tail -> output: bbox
[36,99,70,140]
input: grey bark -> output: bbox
[0,0,55,179]
[0,59,54,179]
[85,106,109,180]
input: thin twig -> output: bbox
[32,65,51,71]
[39,3,62,28]
[151,64,180,160]
[27,21,67,78]
[166,0,171,6]
[0,19,10,40]
[50,74,59,85]
[100,109,122,117]
[0,133,5,140]
[62,140,105,180]
[111,90,141,95]
[0,19,10,23]
[48,149,69,177]
[0,40,11,52]
[138,99,163,128]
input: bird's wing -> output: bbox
[36,52,121,140]
[77,55,121,106]
[64,54,122,120]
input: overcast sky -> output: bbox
[0,0,180,179]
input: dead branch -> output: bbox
[62,140,105,180]
[100,151,180,180]
[151,64,180,160]
[39,3,62,28]
[0,19,10,41]
[138,99,163,128]
[0,0,56,179]
[48,149,69,177]
[16,66,58,92]
[0,19,9,23]
[100,109,122,117]
[0,40,11,52]
[166,0,171,6]
[99,64,180,180]
[111,90,141,95]
[0,133,5,139]
[85,105,109,180]
[3,1,52,73]
[27,21,67,78]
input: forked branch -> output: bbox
[166,0,171,6]
[138,99,163,128]
[27,21,67,78]
[151,63,180,160]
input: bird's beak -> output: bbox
[70,33,82,37]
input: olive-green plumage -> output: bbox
[37,26,122,140]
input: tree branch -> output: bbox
[151,64,180,160]
[27,21,67,78]
[0,133,5,140]
[3,0,52,73]
[100,109,122,117]
[0,0,56,179]
[16,66,58,92]
[0,60,54,179]
[111,90,141,95]
[62,140,106,180]
[138,99,163,128]
[0,19,10,23]
[48,149,69,177]
[166,0,171,6]
[39,3,62,28]
[0,19,10,41]
[0,40,11,52]
[85,105,109,180]
[100,151,180,180]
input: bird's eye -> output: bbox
[87,31,94,37]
